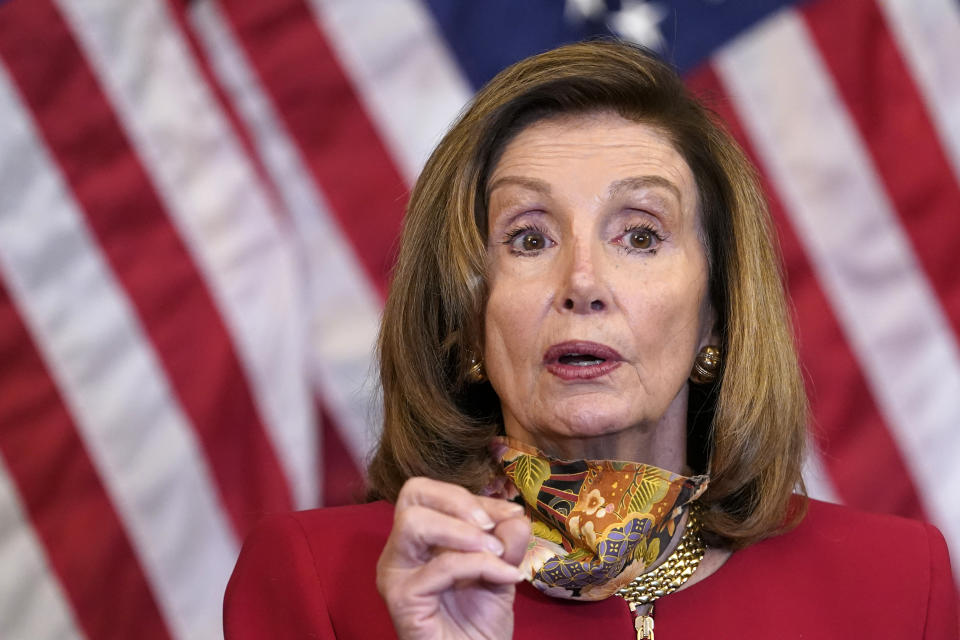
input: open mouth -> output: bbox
[545,341,622,364]
[557,353,607,366]
[544,341,623,380]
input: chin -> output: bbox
[551,397,638,438]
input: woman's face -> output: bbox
[483,112,716,463]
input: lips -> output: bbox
[543,341,623,380]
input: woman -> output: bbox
[224,41,957,639]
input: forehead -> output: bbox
[488,112,697,211]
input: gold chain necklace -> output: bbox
[616,505,706,640]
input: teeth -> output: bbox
[558,354,604,365]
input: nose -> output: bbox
[558,239,609,313]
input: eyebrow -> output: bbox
[486,175,552,197]
[607,175,682,202]
[487,174,682,203]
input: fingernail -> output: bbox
[472,509,495,530]
[484,535,505,556]
[515,568,526,581]
[507,502,525,515]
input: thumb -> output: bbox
[494,516,531,568]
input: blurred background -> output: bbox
[0,0,958,637]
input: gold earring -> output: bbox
[466,356,486,383]
[690,346,721,384]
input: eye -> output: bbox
[628,228,654,249]
[520,232,547,251]
[504,225,554,254]
[618,225,663,253]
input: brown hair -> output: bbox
[367,40,807,548]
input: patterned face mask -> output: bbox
[489,437,708,601]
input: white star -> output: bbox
[565,0,608,23]
[607,0,668,51]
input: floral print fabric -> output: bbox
[490,437,708,601]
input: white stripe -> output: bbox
[801,444,841,505]
[878,0,960,181]
[189,0,383,467]
[715,9,960,552]
[54,0,318,511]
[305,0,472,184]
[0,66,237,640]
[0,460,85,640]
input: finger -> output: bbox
[397,477,524,530]
[493,516,531,568]
[412,551,524,596]
[391,505,507,560]
[474,494,527,524]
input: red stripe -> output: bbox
[686,65,927,519]
[217,0,407,297]
[803,0,960,336]
[0,282,172,639]
[318,402,364,506]
[0,0,292,536]
[538,486,580,501]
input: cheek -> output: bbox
[483,276,545,379]
[484,285,525,361]
[623,274,709,359]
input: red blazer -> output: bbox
[224,498,958,639]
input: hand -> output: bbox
[376,477,531,640]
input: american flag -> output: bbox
[0,0,957,637]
